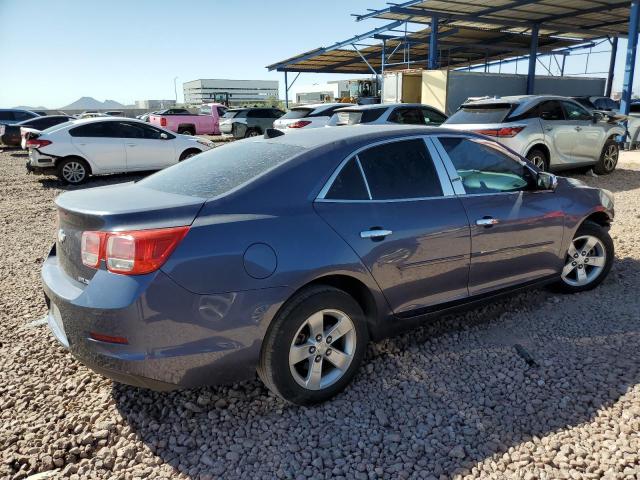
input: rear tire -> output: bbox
[526,148,549,171]
[257,286,369,405]
[178,127,195,136]
[593,140,619,175]
[57,157,90,185]
[244,128,260,138]
[550,221,614,293]
[179,149,201,161]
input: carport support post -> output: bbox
[606,37,618,97]
[526,24,539,95]
[621,1,640,115]
[428,14,439,69]
[284,71,289,109]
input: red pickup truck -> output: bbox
[149,103,227,135]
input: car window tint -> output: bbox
[216,107,227,116]
[389,108,426,125]
[139,142,305,198]
[358,139,442,200]
[13,111,35,122]
[562,101,592,121]
[325,157,369,200]
[0,111,14,121]
[281,108,312,120]
[439,137,530,194]
[446,105,512,124]
[422,108,447,125]
[360,108,386,123]
[538,101,564,121]
[69,122,117,137]
[115,122,146,138]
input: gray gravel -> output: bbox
[1,147,639,480]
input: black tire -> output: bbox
[178,127,195,136]
[550,221,614,293]
[526,148,549,171]
[593,140,619,175]
[257,286,369,405]
[244,128,260,138]
[57,157,90,185]
[179,149,201,161]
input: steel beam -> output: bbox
[621,1,640,115]
[429,15,439,69]
[526,25,539,94]
[284,71,288,108]
[606,36,619,97]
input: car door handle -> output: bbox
[476,217,499,227]
[127,143,137,147]
[360,229,393,239]
[544,127,553,132]
[575,126,582,131]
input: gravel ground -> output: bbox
[1,147,639,480]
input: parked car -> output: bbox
[327,103,448,127]
[219,107,285,138]
[444,95,625,174]
[137,111,160,122]
[0,115,72,147]
[104,111,123,116]
[273,103,355,131]
[41,125,614,405]
[572,96,620,112]
[25,117,214,184]
[149,103,225,136]
[572,96,640,151]
[0,108,41,126]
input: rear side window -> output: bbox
[280,108,312,120]
[139,141,305,198]
[422,108,447,125]
[224,110,246,119]
[358,139,442,200]
[446,105,512,124]
[0,111,14,121]
[13,111,36,122]
[325,158,369,200]
[388,108,426,125]
[247,109,266,118]
[334,108,385,125]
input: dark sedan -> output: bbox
[42,125,614,404]
[1,115,72,147]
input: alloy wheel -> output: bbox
[603,144,618,172]
[288,309,357,391]
[561,235,607,287]
[61,162,86,183]
[530,155,546,170]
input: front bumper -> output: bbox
[42,246,287,390]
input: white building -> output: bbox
[135,99,176,109]
[183,79,279,106]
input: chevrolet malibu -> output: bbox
[43,125,614,405]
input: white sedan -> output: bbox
[273,103,355,131]
[25,117,214,184]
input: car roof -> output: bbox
[293,103,354,110]
[334,103,438,111]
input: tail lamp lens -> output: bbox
[80,226,189,275]
[160,118,167,126]
[474,126,525,137]
[26,138,52,149]
[287,120,312,129]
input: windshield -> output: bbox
[199,106,211,115]
[280,108,312,120]
[138,141,305,198]
[222,110,246,119]
[446,104,513,124]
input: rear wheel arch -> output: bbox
[179,148,202,161]
[526,144,550,169]
[56,155,92,174]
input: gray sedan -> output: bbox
[444,95,625,174]
[42,125,614,404]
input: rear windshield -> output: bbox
[41,121,73,134]
[138,141,305,198]
[280,108,312,120]
[222,110,246,119]
[446,104,513,124]
[334,108,385,125]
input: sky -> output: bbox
[0,0,634,109]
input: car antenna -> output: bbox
[264,128,284,139]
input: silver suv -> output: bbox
[444,95,624,174]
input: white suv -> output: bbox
[26,117,214,184]
[273,103,355,131]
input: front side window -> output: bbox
[357,139,443,200]
[561,101,592,121]
[421,108,447,125]
[538,101,564,121]
[325,157,369,200]
[388,108,426,125]
[439,137,531,194]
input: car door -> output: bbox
[538,100,575,165]
[69,122,126,173]
[560,100,604,162]
[434,135,565,296]
[116,121,177,170]
[314,137,471,316]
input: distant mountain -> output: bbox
[60,97,127,110]
[13,105,48,111]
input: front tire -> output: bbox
[257,286,369,405]
[57,157,89,184]
[594,140,619,175]
[552,221,614,293]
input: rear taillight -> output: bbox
[160,118,167,127]
[474,126,525,137]
[80,226,189,275]
[26,138,52,149]
[287,120,312,129]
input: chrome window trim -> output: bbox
[316,134,455,203]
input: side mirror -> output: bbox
[160,132,168,139]
[592,111,603,123]
[536,171,557,191]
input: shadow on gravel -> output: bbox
[112,258,640,478]
[567,166,640,194]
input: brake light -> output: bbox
[80,226,189,275]
[474,126,525,137]
[26,138,52,149]
[160,118,167,127]
[287,120,312,129]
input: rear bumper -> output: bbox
[41,246,288,390]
